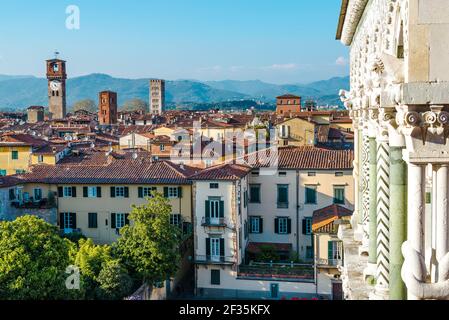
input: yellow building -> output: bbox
[277,117,316,147]
[0,134,48,176]
[21,152,194,245]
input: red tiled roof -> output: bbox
[0,133,48,147]
[190,163,252,181]
[0,176,23,188]
[312,204,353,233]
[243,146,354,170]
[21,158,196,185]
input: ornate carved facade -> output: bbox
[337,0,449,300]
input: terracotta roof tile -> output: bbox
[190,163,251,181]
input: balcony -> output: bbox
[316,259,343,268]
[11,198,57,210]
[193,255,235,266]
[201,217,228,227]
[237,262,315,282]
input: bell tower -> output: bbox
[46,55,67,119]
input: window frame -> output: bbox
[250,216,261,234]
[278,217,288,235]
[11,151,19,160]
[333,186,346,205]
[209,183,219,189]
[170,214,181,226]
[277,184,289,208]
[167,186,179,198]
[115,186,125,198]
[305,185,318,204]
[63,186,73,198]
[115,213,126,229]
[249,184,261,203]
[87,186,97,198]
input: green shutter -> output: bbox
[205,201,210,218]
[72,213,77,229]
[110,187,116,198]
[71,187,77,198]
[328,241,333,261]
[138,187,143,198]
[274,218,279,234]
[259,218,263,234]
[164,187,169,198]
[59,212,64,230]
[83,187,88,198]
[124,187,129,198]
[111,213,116,229]
[287,218,292,234]
[206,239,211,257]
[58,187,63,197]
[219,201,224,218]
[302,219,307,234]
[178,187,183,198]
[220,239,225,257]
[97,187,102,198]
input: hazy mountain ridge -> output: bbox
[0,74,349,110]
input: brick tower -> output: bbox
[98,91,118,126]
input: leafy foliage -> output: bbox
[72,99,97,113]
[116,193,182,284]
[122,98,148,112]
[96,259,133,300]
[0,216,79,300]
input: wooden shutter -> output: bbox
[287,218,292,234]
[58,187,63,197]
[97,187,102,198]
[125,214,130,226]
[219,201,224,218]
[138,187,143,198]
[328,241,333,261]
[205,201,210,218]
[302,219,307,235]
[163,187,169,198]
[220,239,225,258]
[9,189,15,200]
[259,218,264,234]
[110,187,116,198]
[274,218,279,234]
[71,187,77,198]
[178,187,183,198]
[206,239,211,257]
[124,187,129,198]
[83,187,88,198]
[72,213,77,229]
[59,212,64,229]
[111,213,116,229]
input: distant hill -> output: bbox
[0,74,349,110]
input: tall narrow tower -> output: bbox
[46,58,67,119]
[149,79,165,115]
[98,91,118,126]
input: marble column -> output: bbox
[360,126,370,255]
[373,132,391,299]
[389,145,407,300]
[366,136,378,278]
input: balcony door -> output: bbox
[209,199,220,225]
[210,238,221,262]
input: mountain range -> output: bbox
[0,74,349,110]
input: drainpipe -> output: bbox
[296,170,300,260]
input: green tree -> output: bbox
[72,99,97,113]
[0,216,80,300]
[115,193,182,286]
[122,99,148,112]
[75,239,112,281]
[257,245,280,262]
[96,259,133,300]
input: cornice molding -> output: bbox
[339,0,369,46]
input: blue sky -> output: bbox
[0,0,348,84]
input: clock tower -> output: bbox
[46,58,67,119]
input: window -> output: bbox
[206,199,223,221]
[207,238,224,262]
[115,213,126,229]
[170,214,181,226]
[15,170,26,174]
[34,188,42,201]
[333,186,345,205]
[38,155,44,163]
[251,170,260,177]
[275,217,290,235]
[63,186,73,198]
[9,189,16,201]
[303,217,312,235]
[11,151,19,160]
[277,185,289,208]
[87,186,97,198]
[250,216,263,234]
[328,241,343,265]
[305,185,317,204]
[112,186,128,198]
[279,171,287,177]
[61,212,76,230]
[306,246,314,260]
[167,187,179,198]
[0,170,6,176]
[140,187,157,198]
[210,183,219,189]
[88,213,98,229]
[211,270,221,285]
[250,184,261,203]
[335,172,344,177]
[160,144,165,151]
[308,172,316,177]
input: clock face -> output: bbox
[50,80,60,91]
